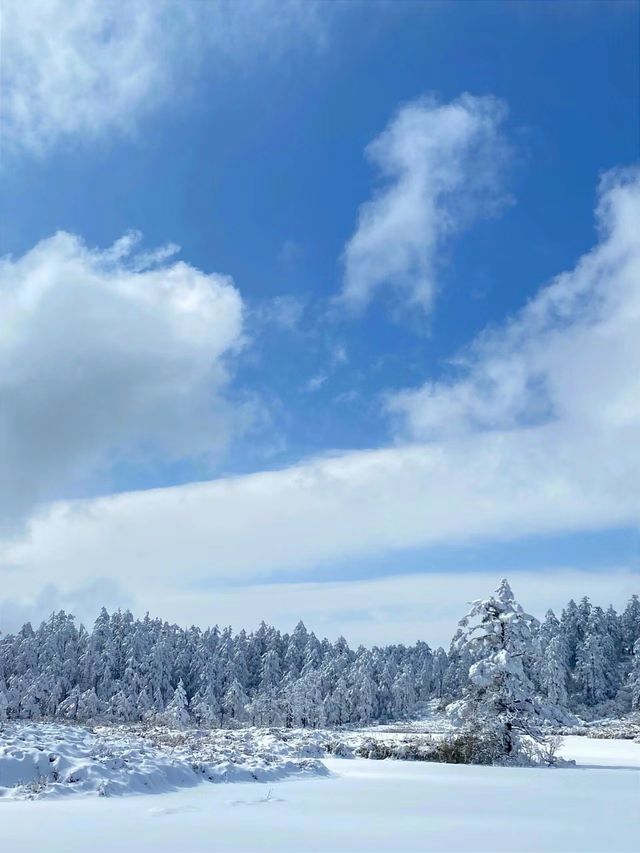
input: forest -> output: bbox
[1,581,638,729]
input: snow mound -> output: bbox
[0,724,328,800]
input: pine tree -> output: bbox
[621,596,640,656]
[0,677,8,722]
[77,687,101,720]
[575,609,618,706]
[223,678,247,725]
[110,689,135,722]
[392,664,416,718]
[455,579,539,756]
[560,599,582,669]
[191,683,222,726]
[432,648,448,699]
[540,634,569,707]
[164,679,190,727]
[323,676,349,726]
[575,634,609,705]
[629,639,640,711]
[260,649,281,691]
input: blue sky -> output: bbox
[0,1,638,645]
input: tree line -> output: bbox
[1,583,639,728]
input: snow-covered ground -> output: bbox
[0,723,327,799]
[1,724,638,852]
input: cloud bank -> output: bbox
[341,94,511,312]
[1,569,636,649]
[0,231,243,530]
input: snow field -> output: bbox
[0,749,638,852]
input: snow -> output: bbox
[559,735,640,769]
[0,724,638,851]
[0,748,638,852]
[0,723,327,799]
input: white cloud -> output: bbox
[1,420,636,597]
[1,0,335,155]
[341,93,511,311]
[0,169,638,638]
[387,167,640,444]
[0,231,244,530]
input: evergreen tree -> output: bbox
[455,579,539,756]
[323,677,349,726]
[629,639,640,711]
[560,599,582,669]
[392,664,416,717]
[621,595,640,656]
[539,634,569,706]
[575,609,619,705]
[0,677,8,722]
[165,679,190,727]
[223,678,247,724]
[432,648,449,699]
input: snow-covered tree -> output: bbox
[164,679,190,727]
[431,648,448,699]
[323,676,349,726]
[560,599,582,669]
[621,595,640,656]
[77,687,101,720]
[110,689,135,722]
[191,683,222,726]
[260,649,281,691]
[574,609,618,706]
[223,678,247,725]
[454,579,539,756]
[539,634,569,707]
[392,665,416,717]
[629,638,640,711]
[0,678,8,722]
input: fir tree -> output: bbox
[629,639,640,711]
[455,579,539,756]
[164,679,190,727]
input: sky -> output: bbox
[0,0,638,648]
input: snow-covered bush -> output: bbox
[354,737,439,762]
[432,727,507,765]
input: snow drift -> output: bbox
[0,723,327,799]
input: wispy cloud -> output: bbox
[302,374,328,393]
[387,166,640,442]
[341,93,512,312]
[1,0,336,155]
